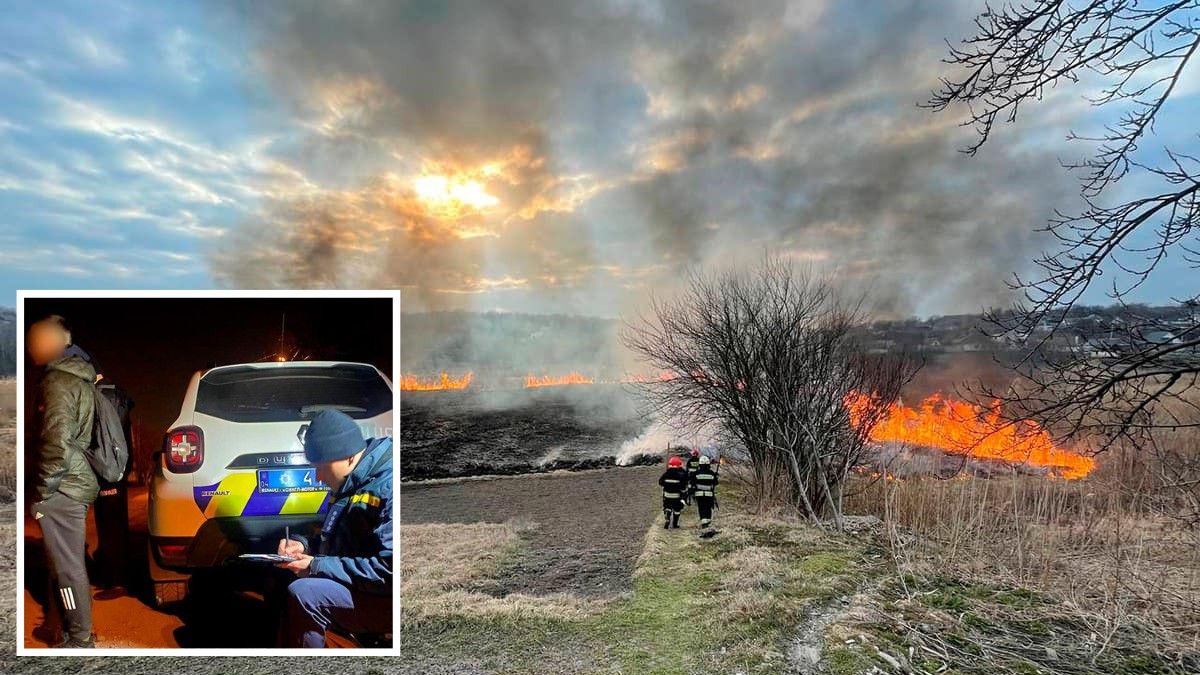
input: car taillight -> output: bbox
[165,426,203,473]
[157,543,188,559]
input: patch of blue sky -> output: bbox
[0,1,290,304]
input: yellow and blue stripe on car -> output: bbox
[193,474,330,517]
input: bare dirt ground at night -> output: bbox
[402,465,661,598]
[19,486,296,650]
[401,385,656,480]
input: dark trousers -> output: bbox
[36,493,93,641]
[662,497,683,528]
[93,481,129,588]
[696,496,715,526]
[285,577,392,648]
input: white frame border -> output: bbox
[15,288,401,657]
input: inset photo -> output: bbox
[16,290,398,654]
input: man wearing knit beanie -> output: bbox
[275,409,393,647]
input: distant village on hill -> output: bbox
[4,302,1196,379]
[399,302,1200,377]
[859,302,1200,357]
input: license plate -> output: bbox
[257,468,325,494]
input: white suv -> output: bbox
[147,361,393,605]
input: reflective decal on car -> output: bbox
[192,473,331,517]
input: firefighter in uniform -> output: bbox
[690,455,719,528]
[658,456,688,529]
[683,448,701,505]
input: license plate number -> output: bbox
[258,468,325,493]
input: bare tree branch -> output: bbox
[622,258,918,526]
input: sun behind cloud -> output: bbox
[412,172,500,219]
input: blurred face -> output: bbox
[315,451,361,493]
[27,322,68,366]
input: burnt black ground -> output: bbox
[401,466,662,597]
[401,384,655,480]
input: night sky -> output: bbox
[22,297,394,458]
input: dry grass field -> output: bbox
[0,378,13,494]
[842,451,1200,670]
[399,468,1194,674]
[1,378,15,662]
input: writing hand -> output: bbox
[277,538,305,558]
[277,553,314,576]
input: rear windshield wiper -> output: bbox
[299,404,368,416]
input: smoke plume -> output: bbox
[212,0,1083,321]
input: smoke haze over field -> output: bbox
[400,312,626,376]
[212,0,1083,320]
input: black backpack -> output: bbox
[87,383,130,483]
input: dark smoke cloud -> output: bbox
[212,0,1083,321]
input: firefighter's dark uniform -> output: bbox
[658,465,688,528]
[691,461,719,528]
[683,454,700,504]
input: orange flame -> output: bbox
[400,371,473,391]
[525,372,595,388]
[620,371,678,383]
[846,392,1095,479]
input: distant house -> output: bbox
[1142,330,1179,345]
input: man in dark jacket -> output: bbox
[276,409,392,647]
[57,343,133,597]
[658,456,688,529]
[28,315,99,648]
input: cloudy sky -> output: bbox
[2,0,1196,316]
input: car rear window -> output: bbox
[196,364,392,423]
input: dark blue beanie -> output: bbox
[304,410,365,463]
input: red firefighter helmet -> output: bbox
[690,448,700,457]
[668,456,683,468]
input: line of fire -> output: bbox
[400,367,1096,479]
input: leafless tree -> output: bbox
[622,259,917,528]
[928,1,1200,457]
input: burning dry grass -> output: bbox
[843,464,1200,662]
[524,372,594,388]
[848,390,1096,478]
[400,521,600,624]
[399,371,473,391]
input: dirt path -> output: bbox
[401,466,661,597]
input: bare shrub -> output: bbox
[623,258,918,528]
